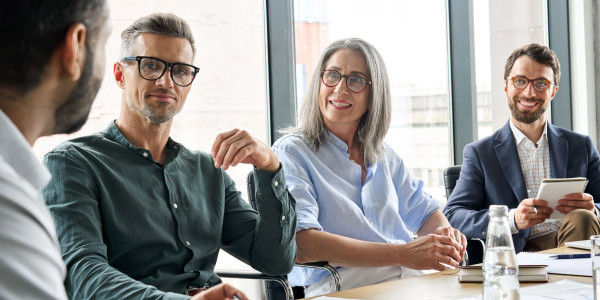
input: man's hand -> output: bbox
[211,129,280,172]
[433,226,467,261]
[556,192,595,215]
[514,198,552,230]
[400,233,463,271]
[190,283,248,300]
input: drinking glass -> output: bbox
[591,235,600,300]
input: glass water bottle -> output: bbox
[482,205,520,300]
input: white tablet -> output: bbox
[535,178,588,219]
[565,240,591,250]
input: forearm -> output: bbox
[295,229,405,267]
[417,210,450,237]
[67,255,188,300]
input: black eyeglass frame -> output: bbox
[320,69,372,93]
[121,56,200,87]
[506,75,556,92]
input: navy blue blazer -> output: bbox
[444,121,600,253]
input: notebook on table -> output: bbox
[458,265,548,283]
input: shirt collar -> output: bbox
[0,109,51,190]
[326,130,350,152]
[105,121,181,162]
[325,129,373,168]
[509,119,548,145]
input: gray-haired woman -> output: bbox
[273,38,466,296]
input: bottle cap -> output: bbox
[488,205,508,216]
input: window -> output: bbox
[473,0,547,139]
[294,0,451,199]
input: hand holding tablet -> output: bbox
[535,177,588,219]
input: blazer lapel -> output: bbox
[494,122,528,204]
[548,123,568,178]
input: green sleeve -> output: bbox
[220,166,297,276]
[42,150,190,300]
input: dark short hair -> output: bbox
[504,43,561,85]
[0,0,108,96]
[120,13,196,59]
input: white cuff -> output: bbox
[508,209,519,234]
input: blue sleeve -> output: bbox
[390,150,441,233]
[584,136,600,205]
[272,142,323,233]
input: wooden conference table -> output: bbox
[302,246,591,299]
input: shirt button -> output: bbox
[173,203,178,209]
[274,181,279,187]
[370,221,374,225]
[143,152,148,158]
[281,216,286,221]
[186,241,191,246]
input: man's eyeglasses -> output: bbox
[121,56,200,87]
[321,70,371,93]
[506,76,555,92]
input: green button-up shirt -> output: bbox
[42,122,296,300]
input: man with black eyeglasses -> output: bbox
[444,43,600,261]
[42,13,295,300]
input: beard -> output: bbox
[53,49,102,134]
[138,88,180,125]
[508,96,547,124]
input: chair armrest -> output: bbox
[463,238,486,265]
[295,262,341,292]
[216,270,293,300]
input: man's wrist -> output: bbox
[257,158,281,173]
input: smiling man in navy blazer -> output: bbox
[444,44,600,262]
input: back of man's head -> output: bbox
[0,0,108,97]
[120,13,196,59]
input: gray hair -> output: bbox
[120,13,196,59]
[289,38,391,164]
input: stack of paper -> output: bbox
[515,252,591,277]
[520,279,593,300]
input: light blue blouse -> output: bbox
[272,131,442,286]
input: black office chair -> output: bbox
[219,171,341,300]
[443,165,486,265]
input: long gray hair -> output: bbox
[291,38,391,164]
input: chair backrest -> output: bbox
[247,171,257,210]
[443,164,486,265]
[443,165,461,199]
